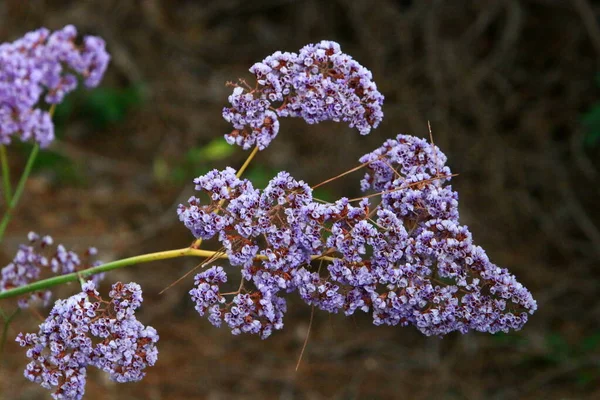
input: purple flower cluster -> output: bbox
[189,266,287,339]
[180,134,536,338]
[358,134,455,212]
[0,25,110,147]
[0,232,102,309]
[222,40,384,150]
[189,265,227,326]
[16,281,158,400]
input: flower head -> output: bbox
[223,40,384,150]
[17,281,158,399]
[181,134,536,337]
[0,232,102,309]
[0,25,110,147]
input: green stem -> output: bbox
[0,247,337,301]
[192,145,260,248]
[0,145,12,204]
[0,144,39,243]
[0,247,217,300]
[236,145,259,179]
[0,306,20,357]
[0,104,55,243]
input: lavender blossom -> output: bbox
[223,40,384,150]
[0,25,110,147]
[180,170,325,337]
[16,286,96,400]
[292,267,345,313]
[88,282,158,383]
[17,281,158,399]
[180,133,536,337]
[189,266,227,321]
[0,232,102,308]
[222,291,287,339]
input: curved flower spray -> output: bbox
[179,135,536,338]
[223,41,384,149]
[0,33,536,399]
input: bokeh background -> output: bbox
[1,0,599,399]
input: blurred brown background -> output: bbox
[1,0,599,399]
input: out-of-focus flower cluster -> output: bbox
[222,40,384,150]
[0,232,103,309]
[16,281,158,400]
[0,25,110,147]
[179,135,537,338]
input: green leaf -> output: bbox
[80,85,144,129]
[33,150,85,185]
[54,98,74,126]
[594,73,600,88]
[153,157,170,183]
[170,165,188,184]
[576,369,598,387]
[544,333,571,363]
[580,332,600,352]
[581,74,600,148]
[188,138,236,163]
[245,165,275,189]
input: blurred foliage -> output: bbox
[542,332,600,387]
[244,164,274,189]
[12,141,84,186]
[188,138,236,163]
[33,149,85,185]
[54,84,145,131]
[28,84,145,185]
[163,137,236,184]
[582,74,600,148]
[491,330,600,388]
[164,149,281,188]
[492,331,529,347]
[542,332,600,364]
[160,139,337,204]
